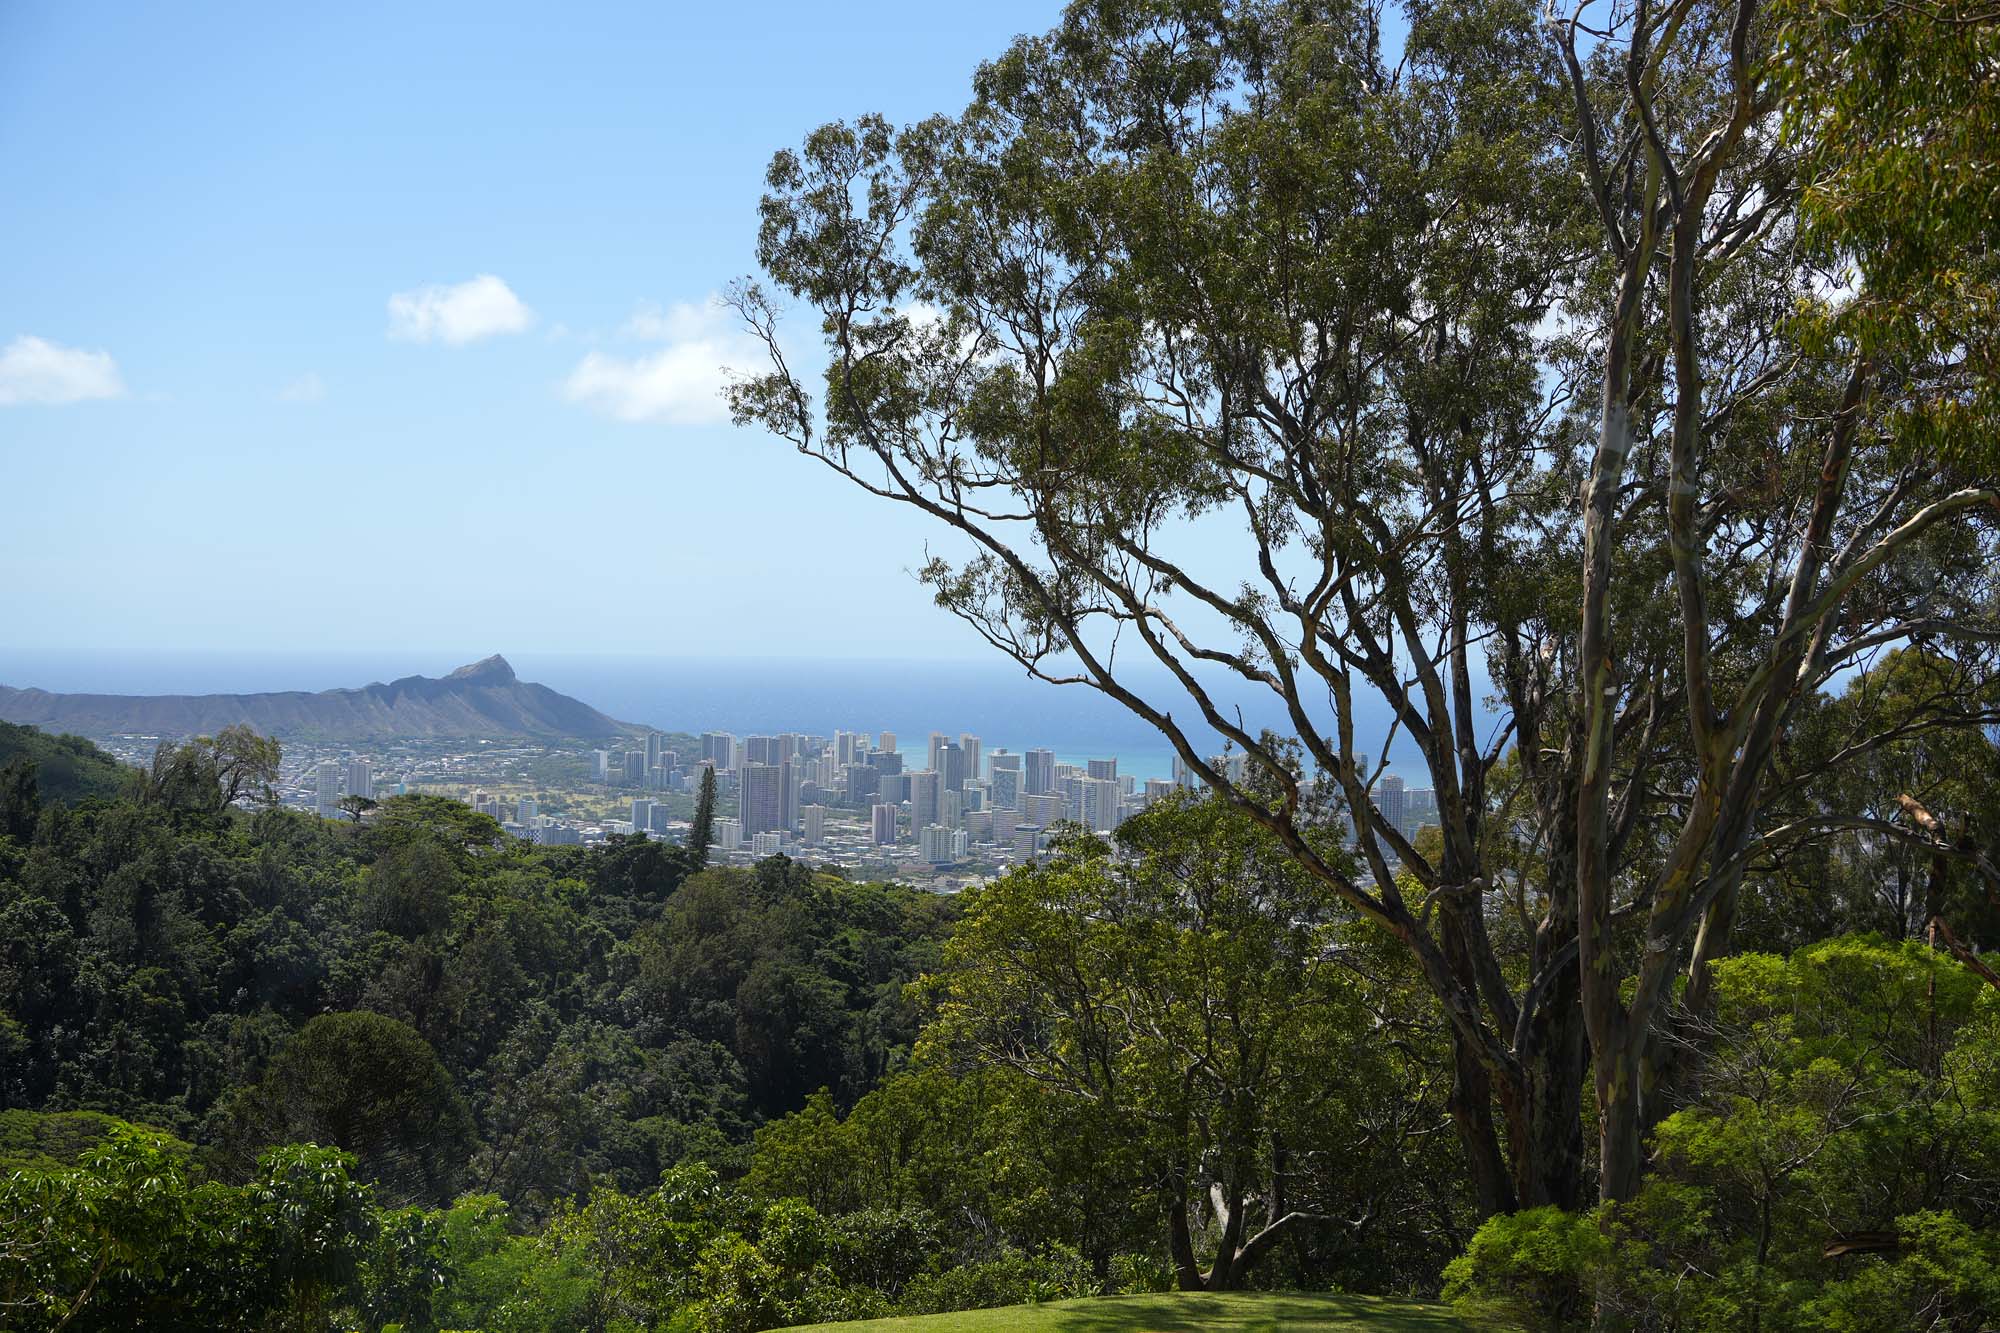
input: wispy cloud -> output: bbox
[386,274,534,344]
[564,296,761,425]
[0,335,126,406]
[276,372,326,404]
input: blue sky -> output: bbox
[0,0,1070,661]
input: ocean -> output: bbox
[0,650,1482,782]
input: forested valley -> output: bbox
[4,694,2000,1331]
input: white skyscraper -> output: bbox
[802,804,826,846]
[343,758,373,799]
[1024,792,1066,829]
[1081,777,1120,832]
[713,818,743,851]
[315,760,340,817]
[920,824,958,864]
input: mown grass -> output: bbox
[783,1289,1479,1332]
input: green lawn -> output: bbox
[784,1289,1478,1332]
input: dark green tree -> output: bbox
[690,765,717,870]
[219,1012,473,1207]
[0,758,39,843]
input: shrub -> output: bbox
[897,1243,1098,1315]
[1109,1251,1176,1294]
[1442,1205,1609,1331]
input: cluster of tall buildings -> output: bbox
[1370,773,1438,838]
[620,726,1198,867]
[313,757,374,818]
[595,725,1439,867]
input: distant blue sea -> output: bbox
[0,650,1489,782]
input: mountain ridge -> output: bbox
[0,655,638,742]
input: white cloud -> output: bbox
[564,296,762,425]
[276,372,326,404]
[386,274,534,344]
[0,335,126,406]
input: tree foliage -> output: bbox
[731,0,2000,1216]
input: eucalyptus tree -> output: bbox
[1555,0,2000,1200]
[730,0,2000,1212]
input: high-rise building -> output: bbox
[343,758,373,799]
[516,796,539,826]
[650,805,673,834]
[623,751,646,785]
[1024,748,1055,795]
[780,758,799,831]
[745,736,781,766]
[1144,778,1175,804]
[990,766,1021,810]
[644,731,662,771]
[843,763,879,804]
[868,749,904,777]
[908,768,936,832]
[928,732,949,774]
[1024,792,1067,829]
[1173,754,1199,788]
[878,731,896,756]
[751,832,784,857]
[920,824,963,864]
[939,742,966,793]
[802,805,826,846]
[740,763,783,836]
[593,749,612,782]
[989,750,1021,780]
[964,809,994,842]
[1376,774,1407,828]
[315,760,340,817]
[1087,758,1118,782]
[701,732,736,768]
[941,788,963,829]
[630,798,653,834]
[909,769,940,831]
[871,803,898,845]
[713,818,743,851]
[1081,777,1120,832]
[959,734,981,782]
[1013,823,1043,863]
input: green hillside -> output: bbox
[0,719,129,805]
[785,1291,1475,1333]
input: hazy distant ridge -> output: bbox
[0,655,635,742]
